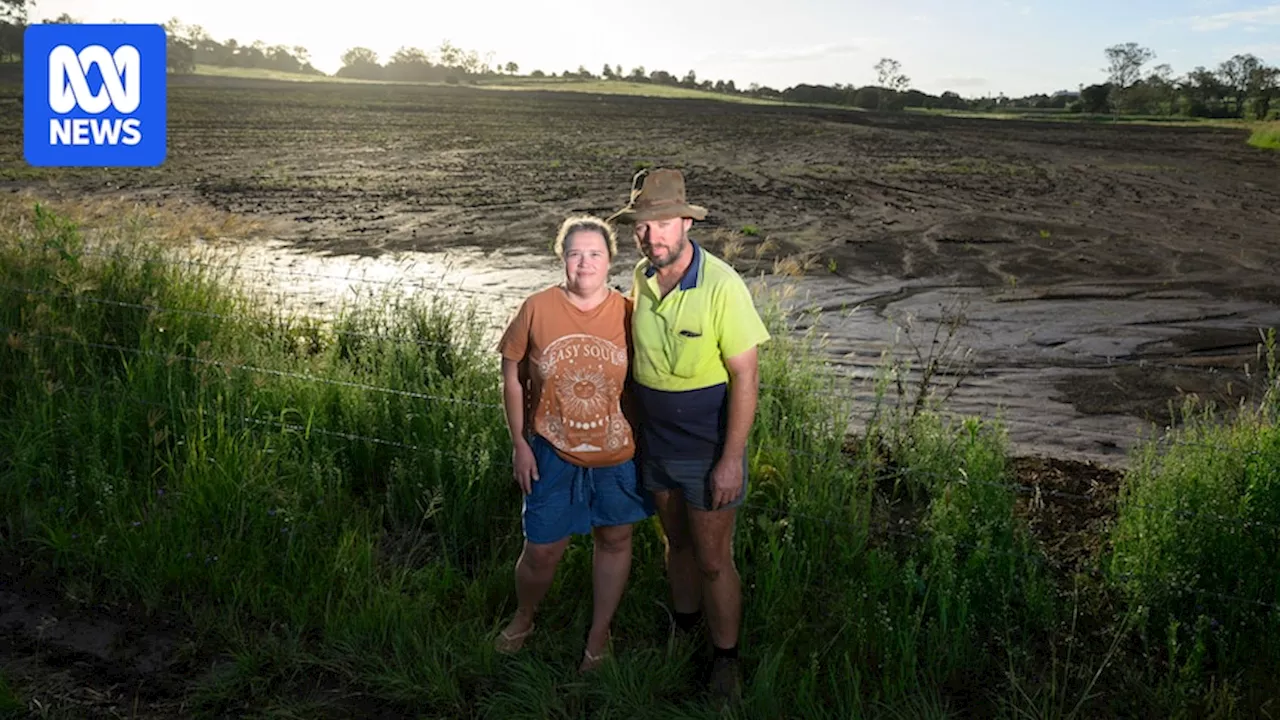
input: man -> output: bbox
[607,168,770,702]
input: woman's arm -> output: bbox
[502,357,539,493]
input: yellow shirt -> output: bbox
[630,241,771,392]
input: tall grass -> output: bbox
[1108,331,1280,709]
[1247,122,1280,150]
[1,199,1277,716]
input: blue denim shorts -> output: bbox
[521,435,656,545]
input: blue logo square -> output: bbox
[24,23,167,167]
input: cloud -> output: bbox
[1221,42,1280,60]
[1186,3,1280,31]
[701,41,871,64]
[937,76,989,88]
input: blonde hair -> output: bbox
[553,215,618,259]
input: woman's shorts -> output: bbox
[522,434,656,545]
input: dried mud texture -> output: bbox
[3,74,1279,465]
[0,570,193,718]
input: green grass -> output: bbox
[1108,338,1280,708]
[1,198,1278,716]
[0,672,21,718]
[1248,122,1280,150]
[477,78,787,105]
[191,65,361,84]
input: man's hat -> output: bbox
[607,168,707,224]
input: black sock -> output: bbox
[674,610,701,632]
[713,643,738,660]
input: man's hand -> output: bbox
[709,453,744,510]
[512,437,539,494]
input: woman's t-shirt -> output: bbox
[498,286,635,468]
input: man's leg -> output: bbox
[687,505,740,651]
[651,489,701,625]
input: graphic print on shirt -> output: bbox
[533,333,631,454]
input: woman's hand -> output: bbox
[512,437,540,494]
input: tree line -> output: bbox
[0,2,1275,122]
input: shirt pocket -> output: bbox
[668,325,710,378]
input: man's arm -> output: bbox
[720,346,759,461]
[709,346,759,509]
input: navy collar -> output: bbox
[643,240,702,291]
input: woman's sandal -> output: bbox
[578,632,612,673]
[494,622,535,654]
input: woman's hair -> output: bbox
[553,215,618,259]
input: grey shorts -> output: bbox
[639,449,748,512]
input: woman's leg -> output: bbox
[499,435,582,651]
[582,522,633,666]
[499,537,570,646]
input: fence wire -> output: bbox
[6,321,1279,534]
[5,279,1275,451]
[30,380,1280,616]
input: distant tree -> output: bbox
[1103,42,1154,112]
[338,46,382,79]
[42,11,78,23]
[0,0,27,23]
[506,61,519,74]
[681,69,697,87]
[629,66,646,81]
[0,19,23,62]
[874,58,909,91]
[873,57,910,110]
[385,46,437,81]
[530,69,545,77]
[649,69,676,85]
[1180,66,1230,117]
[1217,54,1264,116]
[601,63,613,79]
[853,86,881,109]
[1247,64,1280,119]
[936,90,968,110]
[1079,82,1112,113]
[577,64,592,79]
[436,40,460,68]
[1116,63,1176,115]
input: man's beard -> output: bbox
[646,232,687,269]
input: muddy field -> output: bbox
[3,73,1280,465]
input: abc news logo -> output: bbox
[24,23,167,167]
[48,44,144,146]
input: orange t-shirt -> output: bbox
[497,286,635,468]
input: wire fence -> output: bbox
[6,274,1275,454]
[32,378,1280,617]
[5,248,1280,618]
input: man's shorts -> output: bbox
[522,434,656,545]
[640,448,749,512]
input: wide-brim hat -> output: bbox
[607,168,708,224]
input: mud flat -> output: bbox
[4,73,1279,466]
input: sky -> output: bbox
[21,0,1280,97]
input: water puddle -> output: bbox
[173,239,1280,468]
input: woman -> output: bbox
[494,214,654,673]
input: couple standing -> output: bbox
[493,167,770,702]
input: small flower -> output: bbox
[132,521,141,527]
